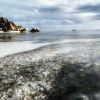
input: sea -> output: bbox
[0,30,100,58]
[1,30,100,99]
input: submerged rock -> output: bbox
[30,27,40,33]
[68,93,89,100]
[0,52,100,100]
[0,17,26,33]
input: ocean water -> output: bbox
[1,30,100,99]
[0,30,100,58]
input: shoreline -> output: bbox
[0,31,28,33]
[0,38,100,58]
[0,41,49,58]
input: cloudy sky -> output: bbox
[0,0,100,30]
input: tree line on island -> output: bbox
[0,17,40,33]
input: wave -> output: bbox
[0,41,49,58]
[0,38,100,99]
[0,38,100,58]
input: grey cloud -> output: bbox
[92,14,100,20]
[0,0,90,29]
[38,6,62,13]
[39,12,81,24]
[77,4,100,12]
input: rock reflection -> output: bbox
[0,33,18,42]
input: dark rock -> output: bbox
[20,28,27,33]
[0,17,26,32]
[30,27,40,33]
[0,17,8,24]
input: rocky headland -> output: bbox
[0,17,40,33]
[0,17,27,33]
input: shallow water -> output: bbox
[0,30,100,42]
[0,30,100,58]
[1,30,100,99]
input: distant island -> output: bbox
[72,29,76,31]
[0,17,40,33]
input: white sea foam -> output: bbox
[55,38,100,44]
[0,38,100,58]
[0,41,49,58]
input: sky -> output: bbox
[0,0,100,30]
